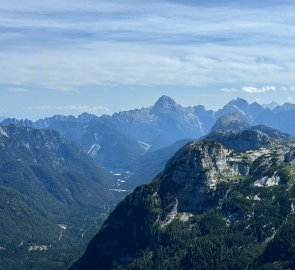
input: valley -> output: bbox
[1,97,295,269]
[1,0,294,268]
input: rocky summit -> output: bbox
[70,129,295,270]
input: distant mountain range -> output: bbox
[71,126,295,270]
[3,96,295,187]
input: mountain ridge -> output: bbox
[70,128,295,270]
[3,96,295,172]
[0,124,124,270]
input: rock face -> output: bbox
[70,131,295,270]
[165,142,240,212]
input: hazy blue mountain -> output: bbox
[254,104,295,136]
[111,95,204,150]
[3,96,295,172]
[209,98,295,137]
[216,98,266,122]
[262,102,279,110]
[1,113,98,128]
[126,139,192,189]
[217,97,251,116]
[274,102,295,112]
[0,124,124,270]
[1,96,206,170]
[2,115,146,170]
[70,130,295,270]
[69,120,147,169]
[210,112,250,133]
[191,105,215,134]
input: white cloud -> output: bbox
[1,0,295,90]
[1,44,295,90]
[241,86,276,94]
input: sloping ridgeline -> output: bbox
[4,97,295,174]
[0,124,122,270]
[71,128,295,270]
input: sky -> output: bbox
[1,0,295,119]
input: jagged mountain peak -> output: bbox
[227,97,249,108]
[156,95,177,104]
[262,101,279,110]
[151,95,179,114]
[77,112,98,122]
[50,114,76,121]
[274,102,295,112]
[229,97,248,104]
[216,98,250,118]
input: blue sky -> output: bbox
[1,0,295,119]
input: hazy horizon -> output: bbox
[0,95,288,121]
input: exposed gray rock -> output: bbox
[164,141,245,212]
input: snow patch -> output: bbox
[118,179,126,183]
[0,126,8,137]
[231,104,246,115]
[87,143,101,157]
[109,189,128,192]
[138,141,151,151]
